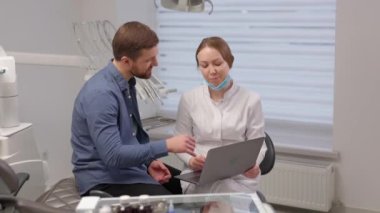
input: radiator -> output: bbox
[259,160,335,212]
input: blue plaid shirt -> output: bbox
[71,61,167,195]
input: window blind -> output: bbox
[155,0,336,149]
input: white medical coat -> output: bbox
[175,82,267,194]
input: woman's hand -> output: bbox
[188,155,206,171]
[243,164,260,179]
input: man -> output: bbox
[71,21,196,197]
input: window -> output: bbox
[156,0,335,151]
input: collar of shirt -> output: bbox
[105,61,136,93]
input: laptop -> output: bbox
[175,137,265,185]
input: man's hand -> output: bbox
[189,155,206,171]
[243,164,260,179]
[148,160,171,184]
[166,135,196,156]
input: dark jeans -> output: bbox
[84,164,182,197]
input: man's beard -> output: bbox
[131,66,152,79]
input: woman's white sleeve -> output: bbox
[246,94,267,165]
[174,94,193,166]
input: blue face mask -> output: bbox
[207,75,232,91]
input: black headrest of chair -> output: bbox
[260,132,276,175]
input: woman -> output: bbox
[175,36,267,194]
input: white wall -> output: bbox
[0,0,80,54]
[116,0,157,28]
[80,0,157,30]
[334,0,380,211]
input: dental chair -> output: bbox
[0,158,29,197]
[0,158,80,213]
[35,177,81,210]
[0,195,71,213]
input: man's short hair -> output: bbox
[112,21,159,61]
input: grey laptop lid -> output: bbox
[175,137,265,185]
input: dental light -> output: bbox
[159,0,214,14]
[0,46,19,128]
